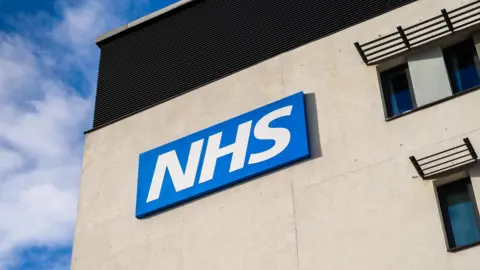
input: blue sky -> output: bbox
[0,0,178,269]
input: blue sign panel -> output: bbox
[136,92,310,218]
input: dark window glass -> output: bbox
[380,64,415,117]
[444,39,480,93]
[437,178,480,250]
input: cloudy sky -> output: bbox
[0,0,177,269]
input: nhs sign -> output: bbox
[136,92,310,218]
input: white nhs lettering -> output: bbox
[146,105,293,203]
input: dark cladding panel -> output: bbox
[92,0,417,129]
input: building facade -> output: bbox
[72,0,480,269]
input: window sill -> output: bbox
[385,86,480,122]
[447,240,480,253]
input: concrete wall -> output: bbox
[71,0,480,269]
[407,46,453,106]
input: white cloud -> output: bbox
[0,34,38,103]
[0,0,132,269]
[0,148,23,175]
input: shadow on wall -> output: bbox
[140,92,323,219]
[469,163,480,183]
[305,93,322,159]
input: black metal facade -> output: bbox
[92,0,417,130]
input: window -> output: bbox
[437,178,480,250]
[380,64,415,117]
[379,37,480,120]
[444,39,480,94]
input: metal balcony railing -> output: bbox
[355,0,480,65]
[410,138,478,180]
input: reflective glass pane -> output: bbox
[381,65,414,117]
[439,179,480,249]
[445,39,480,93]
[446,188,480,247]
[455,50,480,91]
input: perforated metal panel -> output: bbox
[92,0,417,130]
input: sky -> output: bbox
[0,0,178,269]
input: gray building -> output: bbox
[72,0,480,269]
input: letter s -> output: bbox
[248,105,292,165]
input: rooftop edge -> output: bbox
[95,0,197,44]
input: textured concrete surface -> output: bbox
[408,46,452,106]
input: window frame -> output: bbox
[443,38,480,94]
[434,177,480,252]
[384,86,480,121]
[379,63,417,118]
[381,35,480,122]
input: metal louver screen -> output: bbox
[92,0,417,130]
